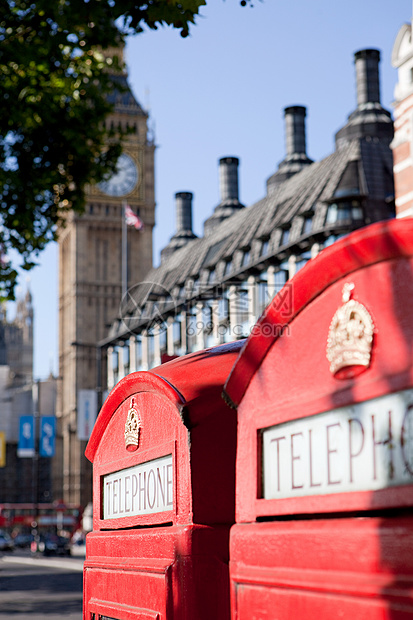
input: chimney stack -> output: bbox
[219,157,240,204]
[175,192,194,234]
[284,106,308,157]
[203,157,245,236]
[355,49,381,107]
[334,48,393,149]
[266,105,313,194]
[160,192,197,263]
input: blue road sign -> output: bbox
[40,416,56,457]
[17,416,35,457]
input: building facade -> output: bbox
[56,56,155,507]
[392,11,413,217]
[0,290,57,505]
[102,48,395,387]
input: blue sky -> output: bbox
[11,0,412,379]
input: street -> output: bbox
[0,551,83,619]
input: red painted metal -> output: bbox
[225,218,413,408]
[224,219,413,618]
[83,341,243,620]
[230,518,413,620]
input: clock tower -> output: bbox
[55,53,155,508]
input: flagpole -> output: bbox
[122,201,127,300]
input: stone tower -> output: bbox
[56,52,155,507]
[4,288,34,385]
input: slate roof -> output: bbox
[101,47,396,351]
[104,135,394,345]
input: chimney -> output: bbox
[219,157,240,204]
[203,157,245,236]
[175,192,194,233]
[284,106,308,157]
[334,48,393,149]
[160,192,197,263]
[354,49,381,107]
[266,105,313,194]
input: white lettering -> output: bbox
[270,436,285,492]
[167,463,173,506]
[138,471,146,511]
[124,475,130,512]
[103,455,174,519]
[348,418,364,483]
[262,389,413,500]
[147,469,156,509]
[326,422,341,485]
[132,474,138,511]
[291,432,304,489]
[157,465,165,508]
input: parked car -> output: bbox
[13,533,33,548]
[39,534,71,557]
[0,533,15,551]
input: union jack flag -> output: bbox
[124,205,144,230]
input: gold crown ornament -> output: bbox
[326,283,374,379]
[124,397,141,452]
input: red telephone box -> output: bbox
[83,340,243,620]
[224,219,413,619]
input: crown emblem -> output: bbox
[124,397,141,452]
[326,283,374,379]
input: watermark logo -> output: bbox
[119,279,294,339]
[270,282,294,319]
[120,281,177,335]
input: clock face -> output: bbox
[98,153,138,197]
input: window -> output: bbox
[323,233,347,248]
[224,260,232,276]
[202,304,213,333]
[260,239,270,257]
[326,200,363,224]
[173,320,182,345]
[352,204,363,220]
[295,251,312,273]
[218,292,229,323]
[230,282,249,337]
[302,215,313,234]
[159,330,167,356]
[147,335,155,368]
[112,349,119,373]
[326,203,339,223]
[186,311,197,353]
[208,269,216,284]
[274,269,288,293]
[206,332,216,348]
[192,278,200,295]
[135,338,142,369]
[257,271,269,313]
[122,346,130,368]
[102,241,108,280]
[324,235,338,247]
[280,228,290,246]
[241,249,250,267]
